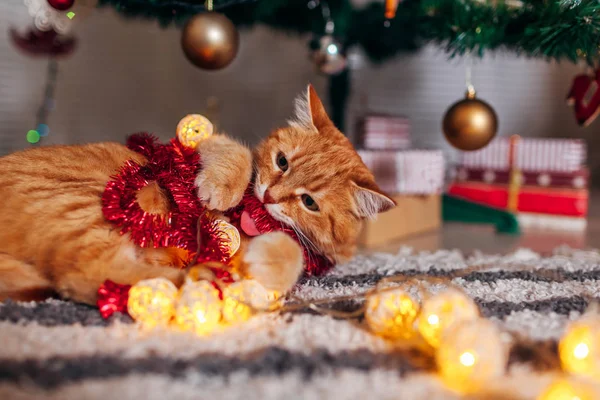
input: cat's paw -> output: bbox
[242,232,304,293]
[195,135,252,211]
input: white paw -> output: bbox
[243,232,304,293]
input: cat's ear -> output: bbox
[352,182,396,219]
[289,84,333,132]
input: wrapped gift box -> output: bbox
[358,150,445,195]
[356,114,411,150]
[459,137,586,172]
[449,136,589,228]
[447,182,588,217]
[453,167,589,189]
[358,149,445,248]
[358,194,441,248]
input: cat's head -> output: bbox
[253,84,395,263]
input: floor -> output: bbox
[369,191,600,256]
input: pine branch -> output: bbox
[98,0,600,65]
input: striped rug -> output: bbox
[1,246,599,400]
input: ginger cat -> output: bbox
[0,85,394,305]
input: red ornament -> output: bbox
[97,280,131,318]
[47,0,75,11]
[567,69,600,127]
[9,27,76,58]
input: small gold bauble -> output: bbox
[181,12,239,70]
[176,114,213,149]
[443,89,498,151]
[216,219,241,257]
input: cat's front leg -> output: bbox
[195,135,252,211]
[241,232,304,293]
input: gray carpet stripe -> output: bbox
[0,347,426,390]
[302,267,600,288]
[0,342,557,390]
[1,295,592,327]
[0,300,132,327]
[476,296,590,319]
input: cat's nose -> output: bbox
[263,189,276,204]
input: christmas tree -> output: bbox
[94,0,600,130]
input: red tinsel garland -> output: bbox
[97,280,132,319]
[98,133,334,318]
[228,191,334,276]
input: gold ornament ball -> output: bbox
[436,319,508,393]
[443,90,498,151]
[215,219,241,257]
[181,12,239,70]
[365,287,420,340]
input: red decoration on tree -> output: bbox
[9,27,76,58]
[47,0,75,11]
[567,69,600,127]
[97,280,131,318]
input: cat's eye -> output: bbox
[276,152,289,172]
[301,194,319,212]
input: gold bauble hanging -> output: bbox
[442,88,498,151]
[181,12,239,70]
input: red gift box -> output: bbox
[447,182,588,217]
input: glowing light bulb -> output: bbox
[537,378,599,400]
[176,114,213,149]
[127,278,178,328]
[417,289,480,348]
[559,317,600,379]
[327,44,338,55]
[222,280,280,324]
[365,288,420,339]
[459,351,476,367]
[174,280,222,335]
[436,319,507,393]
[574,343,590,359]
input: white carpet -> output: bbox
[1,246,600,399]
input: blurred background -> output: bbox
[1,0,598,171]
[2,0,600,253]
